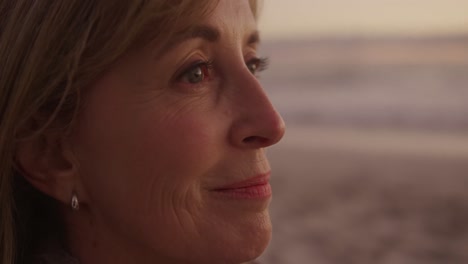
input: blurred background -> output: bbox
[256,1,468,263]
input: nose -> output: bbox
[228,69,286,149]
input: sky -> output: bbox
[258,0,468,40]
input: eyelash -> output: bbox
[247,57,269,75]
[176,56,270,86]
[175,59,214,85]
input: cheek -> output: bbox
[138,114,219,175]
[75,83,221,192]
[73,94,227,233]
[134,103,227,195]
[129,113,221,217]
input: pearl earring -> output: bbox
[71,193,80,211]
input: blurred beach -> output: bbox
[257,36,468,264]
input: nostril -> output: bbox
[243,136,256,143]
[243,136,268,145]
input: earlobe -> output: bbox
[15,132,79,206]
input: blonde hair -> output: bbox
[1,1,259,263]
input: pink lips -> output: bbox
[212,173,272,199]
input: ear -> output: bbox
[15,130,79,206]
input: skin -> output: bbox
[61,1,285,263]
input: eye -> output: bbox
[247,57,269,75]
[179,61,213,84]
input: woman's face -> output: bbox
[70,0,285,263]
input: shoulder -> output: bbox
[33,252,79,264]
[31,242,79,264]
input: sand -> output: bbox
[253,36,468,263]
[258,125,468,263]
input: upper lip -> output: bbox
[213,172,271,191]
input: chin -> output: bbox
[214,212,273,264]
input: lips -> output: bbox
[212,172,272,199]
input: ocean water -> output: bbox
[259,36,468,132]
[256,36,468,264]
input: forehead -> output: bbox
[203,0,257,39]
[149,0,258,56]
[210,0,256,21]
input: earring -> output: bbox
[71,193,80,211]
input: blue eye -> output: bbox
[247,57,269,75]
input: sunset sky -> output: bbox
[259,0,468,40]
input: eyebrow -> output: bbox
[184,25,260,45]
[247,30,260,45]
[157,25,260,55]
[187,25,221,42]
